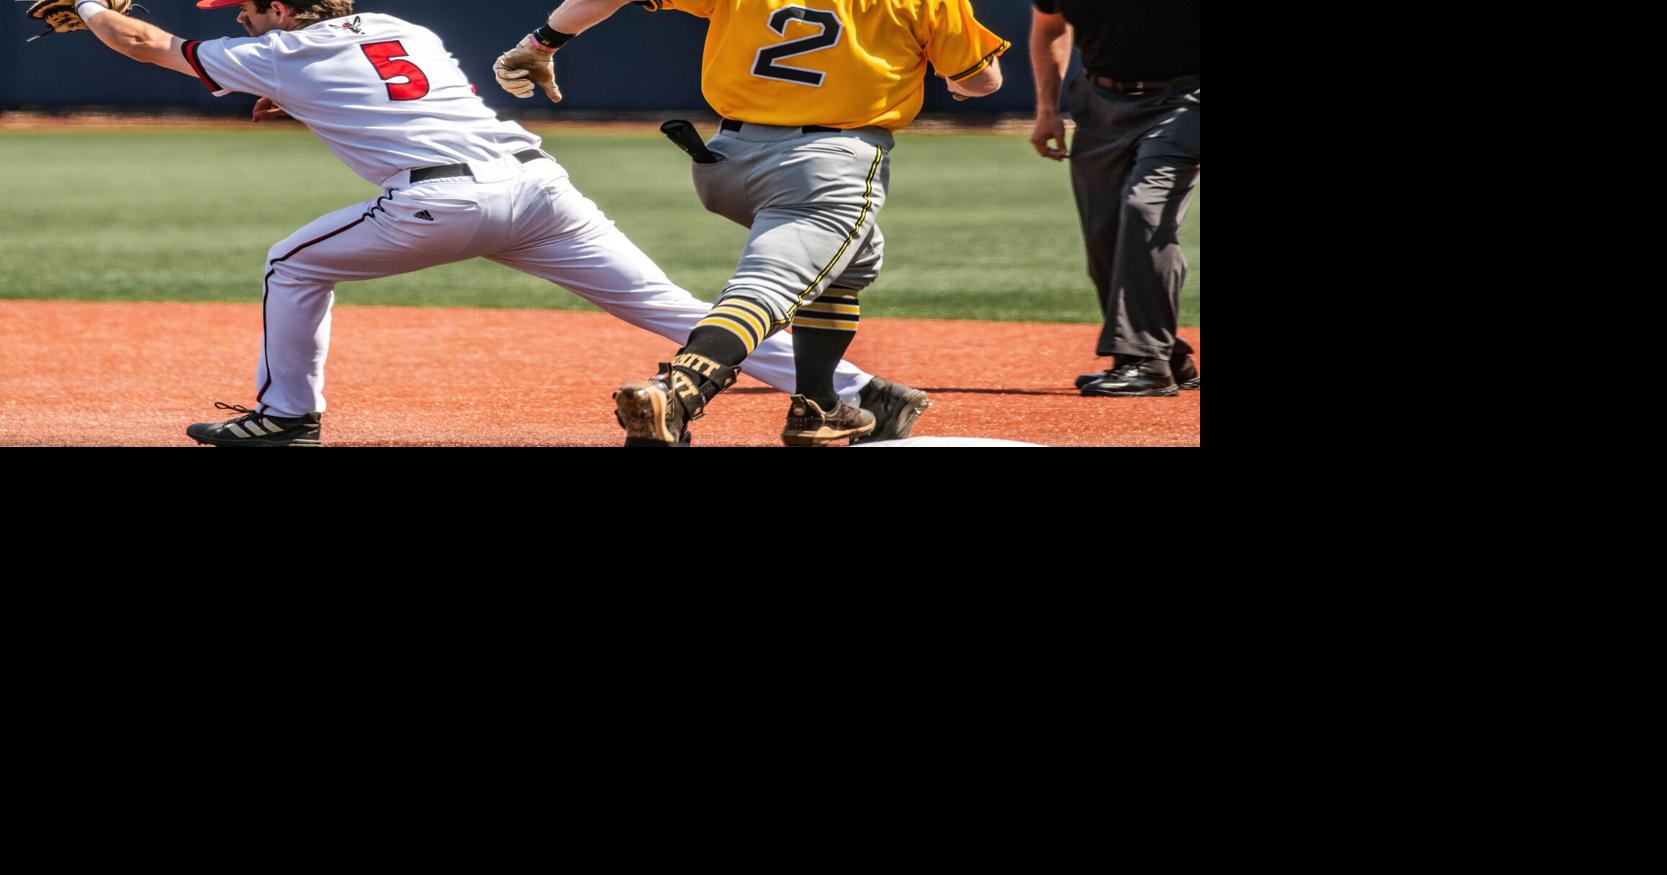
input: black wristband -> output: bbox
[532,25,574,50]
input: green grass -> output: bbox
[0,126,1198,325]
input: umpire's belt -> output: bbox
[408,149,551,184]
[1088,74,1199,94]
[720,119,842,135]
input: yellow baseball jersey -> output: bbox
[636,0,1009,130]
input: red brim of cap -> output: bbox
[196,1,243,8]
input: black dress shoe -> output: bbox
[1077,355,1199,391]
[1080,358,1180,397]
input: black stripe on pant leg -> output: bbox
[253,197,389,412]
[788,147,884,317]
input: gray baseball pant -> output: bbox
[691,123,895,330]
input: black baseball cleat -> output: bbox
[1077,355,1200,391]
[1080,358,1181,397]
[852,376,931,444]
[187,403,322,447]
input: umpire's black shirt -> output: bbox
[1033,0,1201,81]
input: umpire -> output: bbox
[1030,0,1201,396]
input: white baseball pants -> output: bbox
[254,155,873,417]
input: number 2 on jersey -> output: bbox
[752,6,843,86]
[361,41,431,101]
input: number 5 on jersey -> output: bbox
[752,6,843,86]
[362,40,430,101]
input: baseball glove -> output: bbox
[21,0,145,41]
[494,35,562,103]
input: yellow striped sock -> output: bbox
[696,313,760,353]
[709,304,768,344]
[723,297,778,330]
[794,293,860,333]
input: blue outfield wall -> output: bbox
[0,0,1056,115]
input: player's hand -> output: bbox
[1031,114,1069,161]
[494,36,562,103]
[251,97,290,123]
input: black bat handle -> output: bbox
[661,120,722,164]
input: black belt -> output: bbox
[720,119,842,135]
[408,149,550,183]
[1089,74,1199,94]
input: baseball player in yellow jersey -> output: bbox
[495,1,1008,446]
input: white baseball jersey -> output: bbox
[182,13,541,186]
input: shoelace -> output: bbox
[212,402,261,421]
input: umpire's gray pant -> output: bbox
[1069,74,1201,361]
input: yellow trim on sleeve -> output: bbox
[949,41,1011,82]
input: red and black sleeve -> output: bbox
[180,40,223,92]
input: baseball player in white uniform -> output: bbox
[63,0,915,446]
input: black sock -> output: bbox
[683,325,750,368]
[793,327,856,407]
[792,291,860,407]
[690,296,776,366]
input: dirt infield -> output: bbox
[0,301,1200,447]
